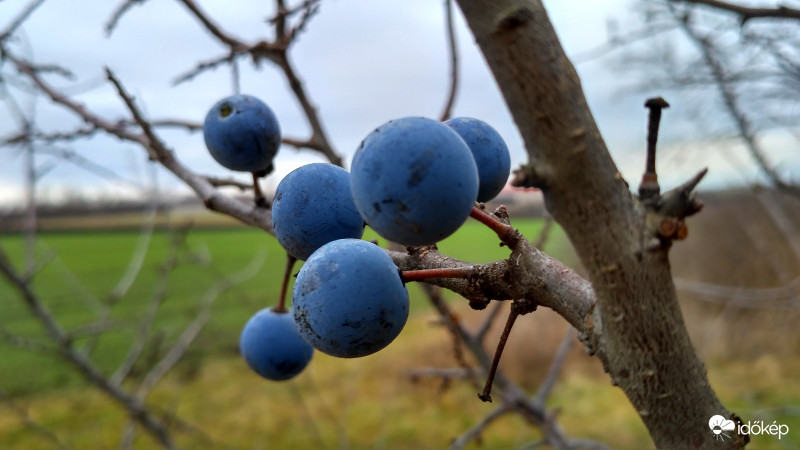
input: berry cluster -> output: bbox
[203,94,510,381]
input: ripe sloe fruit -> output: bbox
[272,163,365,260]
[240,307,314,381]
[292,239,409,358]
[203,94,281,175]
[350,116,479,245]
[444,117,511,202]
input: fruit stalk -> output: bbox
[275,252,297,313]
[252,172,268,208]
[469,206,515,243]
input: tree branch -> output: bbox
[673,0,800,23]
[0,245,176,449]
[674,7,800,198]
[454,1,738,447]
[438,0,460,121]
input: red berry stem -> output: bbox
[469,206,514,242]
[400,267,473,283]
[275,252,297,313]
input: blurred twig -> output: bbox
[672,5,800,198]
[438,0,459,121]
[533,325,576,404]
[105,0,152,35]
[110,230,186,387]
[0,386,71,450]
[0,0,48,42]
[0,244,176,449]
[676,276,800,308]
[673,0,800,23]
[134,248,267,399]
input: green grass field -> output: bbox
[0,219,560,394]
[1,219,798,449]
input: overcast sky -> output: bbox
[0,0,795,208]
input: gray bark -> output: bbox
[451,1,745,448]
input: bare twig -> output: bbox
[673,0,800,23]
[533,216,554,249]
[283,0,323,44]
[572,22,677,65]
[108,166,159,302]
[105,0,151,35]
[134,249,266,399]
[203,175,253,191]
[0,322,54,353]
[674,7,800,198]
[533,325,577,404]
[111,232,184,387]
[676,276,800,308]
[0,245,176,449]
[172,51,241,86]
[476,301,505,342]
[448,403,512,450]
[408,367,482,382]
[755,190,800,264]
[176,0,247,49]
[0,0,48,42]
[438,0,459,121]
[0,386,71,450]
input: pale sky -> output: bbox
[0,0,795,208]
